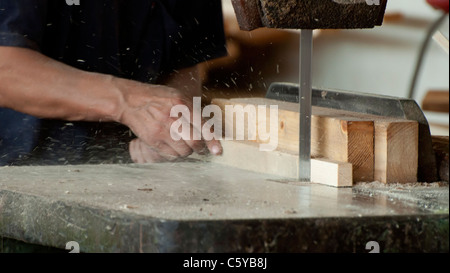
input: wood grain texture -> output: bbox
[212,98,374,182]
[211,98,421,183]
[374,120,419,184]
[312,115,374,182]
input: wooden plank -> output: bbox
[212,97,419,184]
[311,158,353,188]
[193,141,353,188]
[311,112,374,182]
[309,104,419,183]
[374,120,419,184]
[212,98,374,182]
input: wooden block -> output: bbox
[212,98,374,182]
[311,112,374,182]
[212,97,420,184]
[311,158,353,188]
[193,141,353,188]
[374,120,419,184]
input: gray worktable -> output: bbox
[0,161,448,253]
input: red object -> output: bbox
[427,0,449,13]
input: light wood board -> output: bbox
[211,98,419,184]
[213,98,373,182]
[374,120,419,183]
[193,140,353,188]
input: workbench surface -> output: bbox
[0,161,448,253]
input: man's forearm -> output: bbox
[0,46,222,162]
[0,46,123,122]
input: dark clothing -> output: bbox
[0,0,226,81]
[0,0,227,165]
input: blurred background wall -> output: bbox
[203,0,449,136]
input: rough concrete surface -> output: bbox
[0,161,448,253]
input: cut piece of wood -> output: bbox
[374,120,419,184]
[311,157,353,188]
[212,98,374,182]
[192,140,353,188]
[309,104,419,184]
[311,113,374,182]
[212,97,420,183]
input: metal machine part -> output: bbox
[231,0,388,31]
[298,30,313,182]
[231,0,389,181]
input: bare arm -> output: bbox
[0,47,124,121]
[0,46,222,162]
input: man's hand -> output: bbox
[0,47,222,163]
[113,77,222,163]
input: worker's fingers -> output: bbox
[129,139,165,163]
[149,140,185,162]
[130,138,189,163]
[171,119,221,156]
[127,106,191,160]
[146,113,196,158]
[162,138,194,159]
[183,103,223,156]
[121,84,223,162]
[138,139,169,163]
[155,104,222,158]
[129,139,144,163]
[184,139,208,155]
[169,113,209,155]
[205,139,223,156]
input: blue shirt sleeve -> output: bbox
[0,0,48,51]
